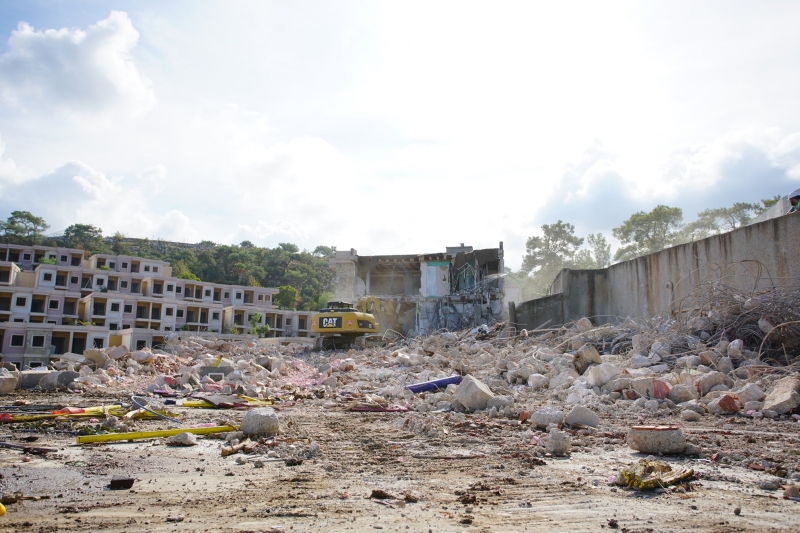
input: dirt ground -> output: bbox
[1,390,799,533]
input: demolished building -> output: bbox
[328,243,508,336]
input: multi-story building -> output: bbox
[0,244,314,369]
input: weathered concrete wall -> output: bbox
[516,212,800,329]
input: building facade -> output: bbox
[0,244,313,368]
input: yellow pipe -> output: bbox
[76,425,236,444]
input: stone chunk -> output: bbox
[694,371,725,397]
[762,376,800,414]
[544,428,571,455]
[574,317,593,333]
[454,374,495,412]
[0,369,18,394]
[602,377,632,393]
[735,383,765,405]
[527,373,548,390]
[585,363,622,387]
[626,426,686,454]
[239,407,281,437]
[486,395,513,410]
[549,369,578,389]
[668,384,696,403]
[38,371,79,390]
[564,405,600,427]
[531,406,565,428]
[707,394,739,415]
[573,344,601,374]
[681,410,701,421]
[167,432,198,446]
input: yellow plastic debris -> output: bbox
[620,459,694,490]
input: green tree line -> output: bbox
[518,196,782,298]
[0,212,336,311]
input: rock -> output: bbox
[486,395,513,410]
[717,357,734,374]
[644,399,659,412]
[573,344,602,374]
[689,316,711,332]
[735,383,765,405]
[651,341,671,357]
[602,377,632,393]
[744,401,764,411]
[758,316,776,335]
[131,350,154,363]
[239,407,281,437]
[585,363,622,387]
[531,407,565,428]
[574,317,593,333]
[38,371,79,390]
[695,371,725,397]
[565,405,600,427]
[762,377,800,414]
[83,348,109,368]
[106,345,128,360]
[727,339,744,359]
[167,432,198,446]
[707,394,739,415]
[668,384,696,403]
[454,375,495,412]
[0,370,18,394]
[681,410,701,421]
[626,426,687,454]
[631,378,654,399]
[527,373,548,390]
[322,376,338,389]
[629,353,661,369]
[549,369,578,389]
[544,428,571,455]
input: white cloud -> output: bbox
[0,11,153,115]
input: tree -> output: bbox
[520,220,583,275]
[520,221,584,297]
[574,233,612,269]
[312,245,337,257]
[758,195,782,213]
[63,223,104,251]
[275,285,299,309]
[2,211,49,245]
[110,232,129,255]
[612,205,683,262]
[279,242,299,253]
[312,291,335,311]
[249,311,262,329]
[681,202,761,241]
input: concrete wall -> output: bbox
[516,211,800,329]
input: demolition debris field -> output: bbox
[2,281,800,532]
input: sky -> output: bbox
[0,0,799,270]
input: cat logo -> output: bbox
[319,317,342,328]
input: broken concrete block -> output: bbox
[564,405,600,427]
[527,373,548,390]
[707,394,739,415]
[626,426,686,454]
[694,371,725,397]
[735,383,765,405]
[573,344,602,374]
[106,345,128,360]
[544,428,571,455]
[681,410,701,421]
[743,401,763,411]
[38,371,79,390]
[453,374,495,412]
[631,377,654,399]
[727,339,744,359]
[130,350,154,363]
[83,348,109,368]
[668,384,696,403]
[585,363,622,388]
[198,366,234,381]
[0,369,18,394]
[574,317,593,333]
[762,376,800,414]
[239,407,281,437]
[167,432,198,446]
[602,376,632,393]
[531,406,565,428]
[549,369,578,389]
[486,395,513,410]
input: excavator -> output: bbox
[311,297,404,350]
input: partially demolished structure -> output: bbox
[329,244,507,336]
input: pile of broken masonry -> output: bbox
[2,281,800,491]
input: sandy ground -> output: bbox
[1,391,799,533]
